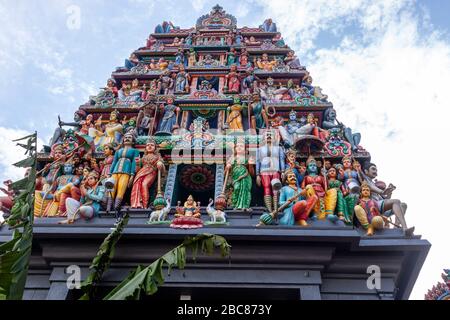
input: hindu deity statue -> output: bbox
[157,57,169,71]
[136,105,156,136]
[338,156,362,220]
[59,171,105,224]
[38,145,66,190]
[225,97,244,130]
[259,18,277,32]
[239,48,250,68]
[188,48,197,67]
[256,131,286,212]
[174,47,186,66]
[224,64,240,93]
[44,161,82,217]
[250,93,267,130]
[130,139,165,209]
[158,70,174,95]
[125,53,140,70]
[285,148,305,188]
[89,110,123,150]
[284,51,303,70]
[157,97,180,134]
[235,32,243,46]
[48,110,86,149]
[255,53,277,71]
[277,169,317,226]
[259,77,285,101]
[225,142,253,210]
[99,143,114,181]
[327,166,351,223]
[226,48,237,66]
[354,182,387,236]
[322,107,361,152]
[107,133,140,212]
[142,80,159,100]
[185,32,194,46]
[301,156,338,222]
[170,195,203,229]
[360,162,414,236]
[241,67,259,95]
[118,79,143,104]
[174,65,191,93]
[245,36,261,46]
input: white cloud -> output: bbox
[255,0,450,299]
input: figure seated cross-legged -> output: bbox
[354,182,389,236]
[359,162,414,237]
[278,169,317,226]
[59,171,105,224]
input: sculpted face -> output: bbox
[287,172,297,184]
[76,165,83,176]
[123,134,134,145]
[103,145,112,156]
[343,158,352,169]
[54,149,64,160]
[289,111,297,121]
[267,78,274,86]
[361,185,371,198]
[287,152,296,163]
[146,142,156,154]
[64,164,74,175]
[328,168,337,179]
[74,112,81,122]
[110,112,118,121]
[327,109,336,121]
[83,167,90,177]
[366,165,378,179]
[87,175,98,188]
[307,162,317,174]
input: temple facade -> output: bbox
[1,5,430,300]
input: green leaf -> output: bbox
[102,234,231,300]
[13,157,35,168]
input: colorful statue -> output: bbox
[285,148,305,188]
[224,64,240,93]
[99,144,114,181]
[226,48,237,66]
[301,156,338,222]
[89,110,123,150]
[327,166,351,222]
[322,107,361,152]
[107,133,140,211]
[130,139,165,209]
[174,65,191,93]
[360,162,414,236]
[225,142,253,210]
[174,47,185,66]
[136,104,156,136]
[241,67,258,94]
[250,93,267,130]
[170,195,203,229]
[158,70,174,95]
[118,79,143,103]
[125,53,140,70]
[239,48,250,67]
[43,161,82,216]
[225,97,244,130]
[278,169,317,226]
[188,48,197,67]
[259,18,277,32]
[157,97,180,134]
[354,182,387,236]
[38,145,66,190]
[256,131,286,212]
[148,198,171,223]
[48,110,86,149]
[59,171,105,224]
[284,51,303,70]
[255,53,277,71]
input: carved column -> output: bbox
[214,164,225,200]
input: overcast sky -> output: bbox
[0,0,449,299]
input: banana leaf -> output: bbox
[103,234,231,300]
